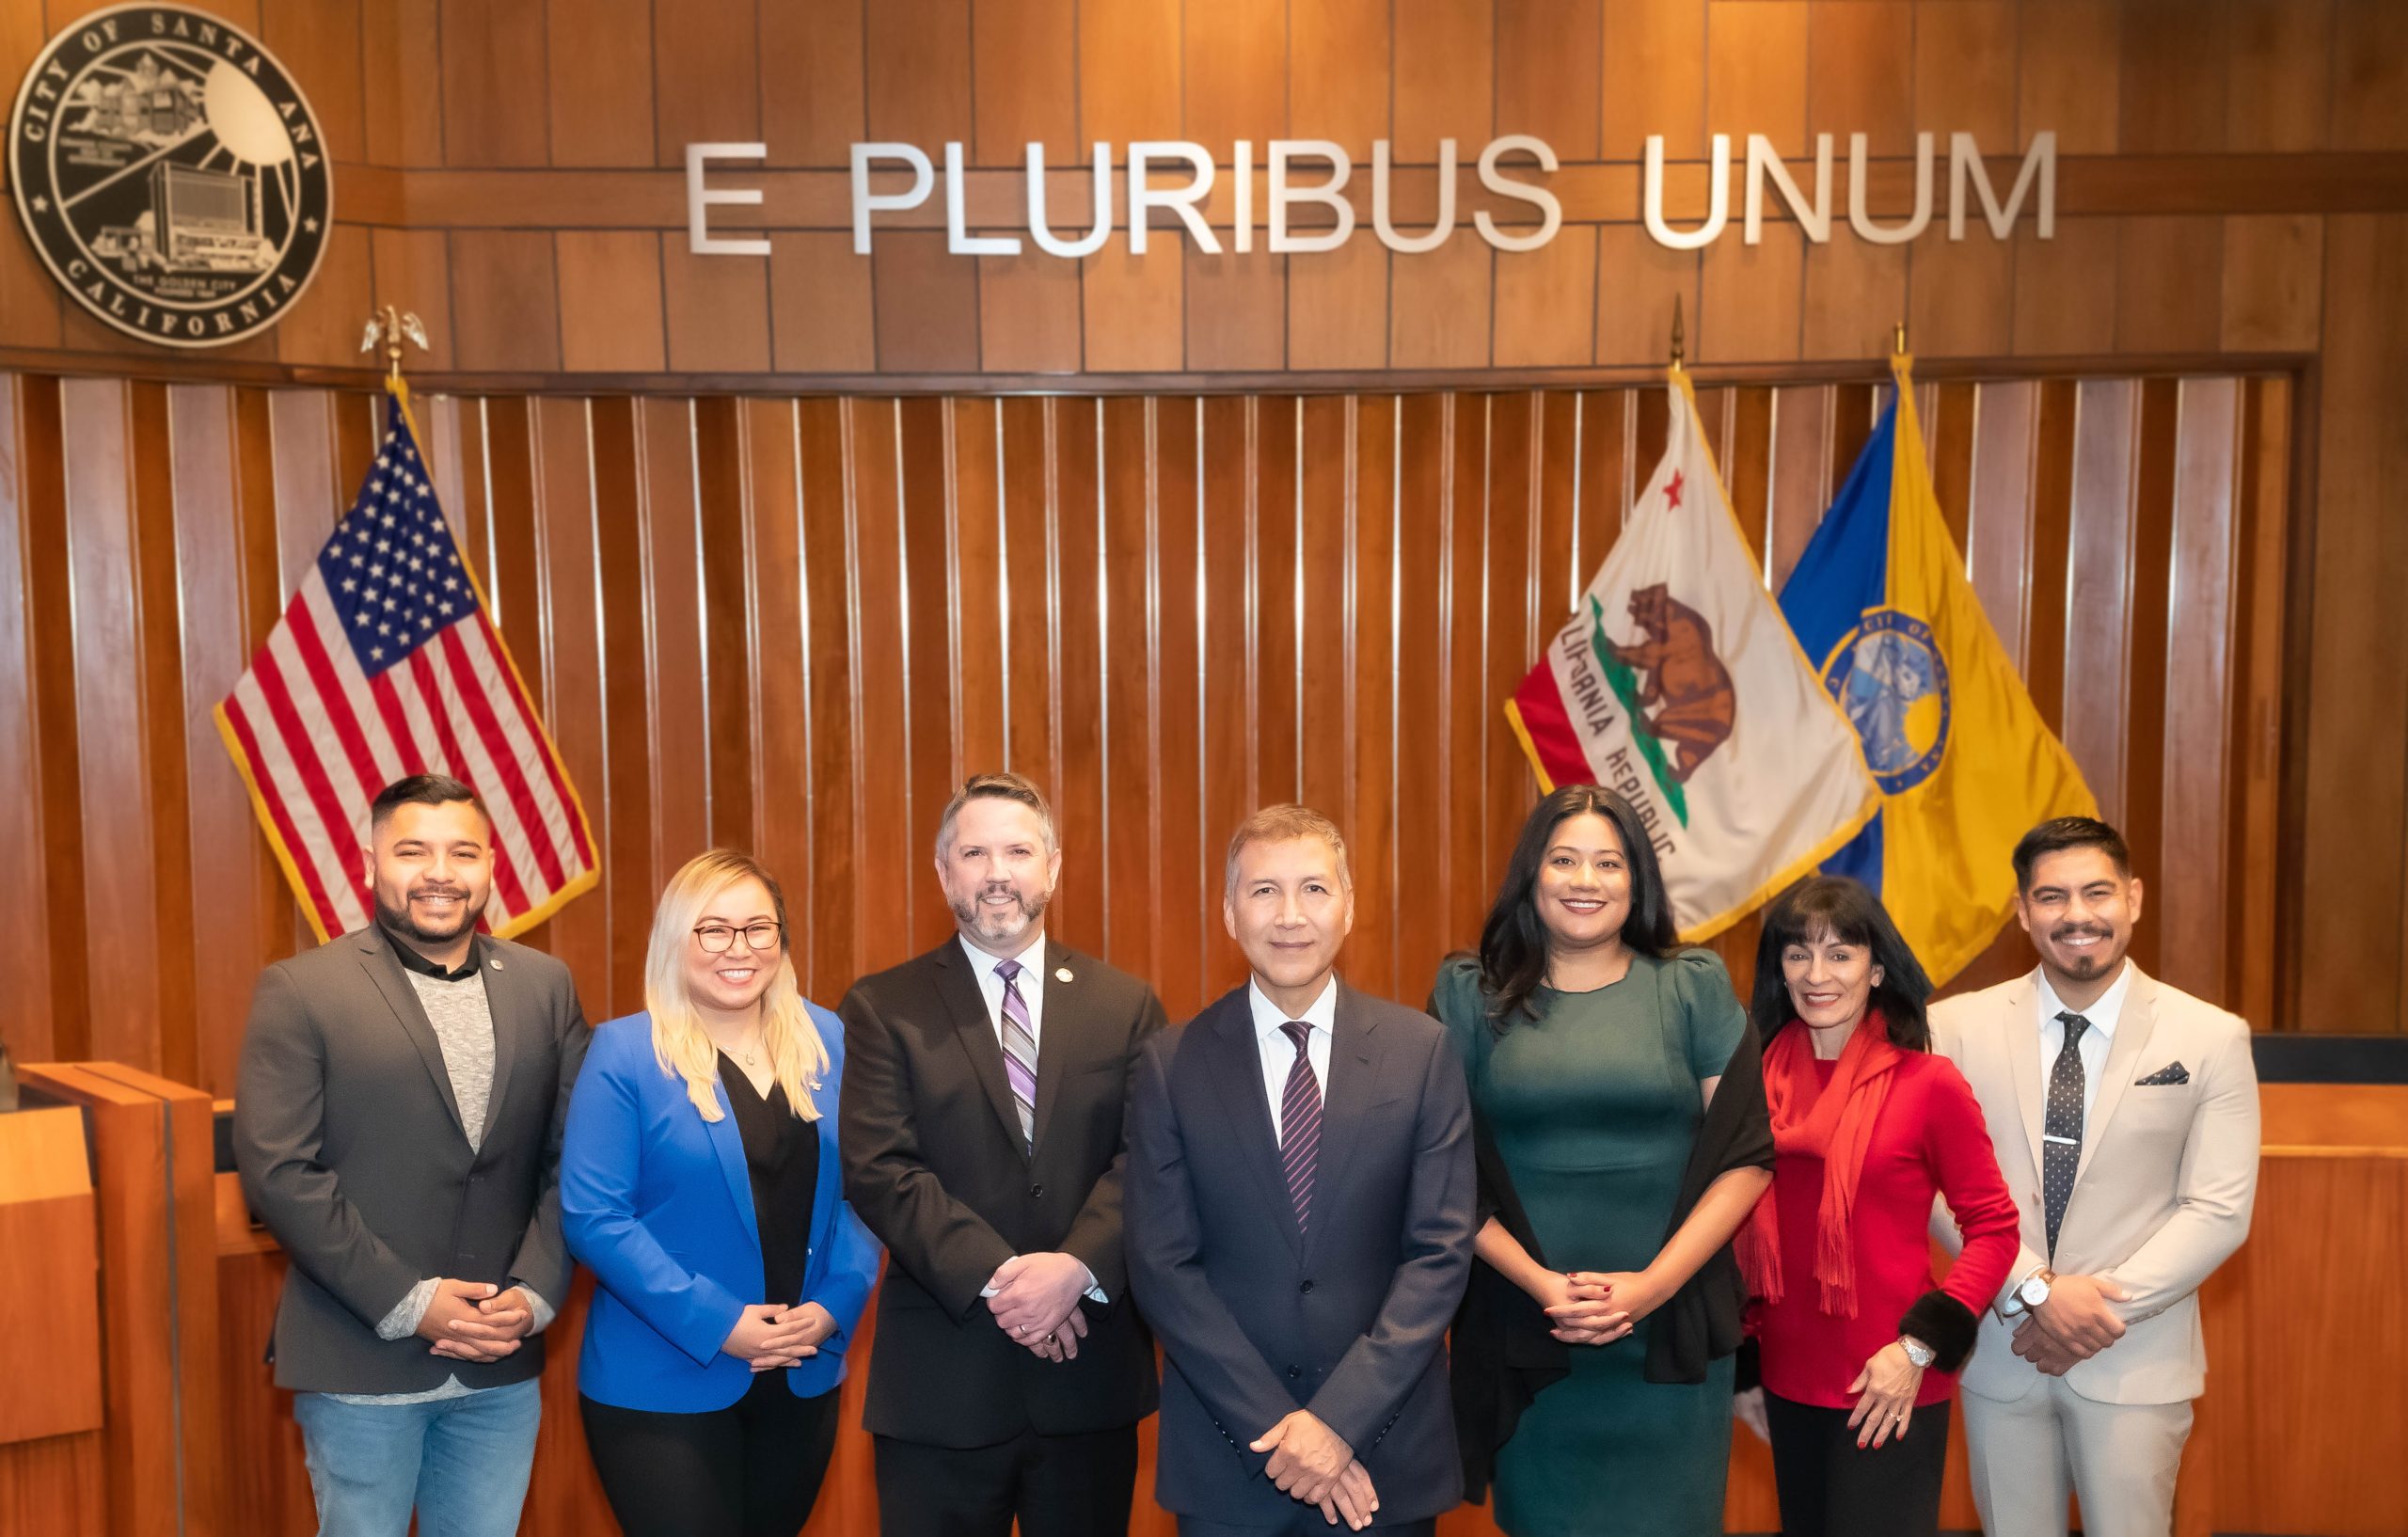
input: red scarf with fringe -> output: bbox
[1735,1013,1903,1320]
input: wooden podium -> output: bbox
[0,1094,105,1526]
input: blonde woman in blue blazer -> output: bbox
[563,849,880,1537]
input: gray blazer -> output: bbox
[233,927,588,1394]
[1127,981,1476,1526]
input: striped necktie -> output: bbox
[1278,1022,1322,1235]
[995,959,1038,1149]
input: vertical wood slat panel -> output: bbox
[2159,378,2242,1004]
[2062,379,2141,824]
[0,374,58,1058]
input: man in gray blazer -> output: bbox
[1933,816,2258,1537]
[1128,806,1476,1536]
[234,774,588,1537]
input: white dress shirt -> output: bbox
[961,930,1049,1049]
[1248,974,1337,1146]
[2036,961,2131,1127]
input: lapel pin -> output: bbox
[1055,967,1073,983]
[489,958,504,971]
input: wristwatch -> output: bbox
[2002,1268,2055,1316]
[1898,1335,1936,1369]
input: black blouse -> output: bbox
[718,1053,818,1308]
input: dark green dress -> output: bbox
[1434,950,1746,1537]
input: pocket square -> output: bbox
[2136,1062,2190,1086]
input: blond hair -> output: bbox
[643,849,830,1123]
[1223,804,1353,898]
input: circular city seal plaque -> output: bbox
[8,4,332,348]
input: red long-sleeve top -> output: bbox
[1755,1049,2020,1408]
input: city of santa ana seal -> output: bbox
[1823,607,1951,795]
[8,4,331,348]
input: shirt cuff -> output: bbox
[1997,1263,2048,1320]
[376,1276,439,1341]
[974,1258,1108,1306]
[515,1285,556,1333]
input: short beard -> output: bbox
[374,885,482,947]
[952,884,1050,948]
[2052,927,2116,979]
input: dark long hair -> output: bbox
[1476,784,1677,1029]
[1749,876,1933,1051]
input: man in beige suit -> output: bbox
[1931,816,2258,1537]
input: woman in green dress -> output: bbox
[1434,784,1773,1537]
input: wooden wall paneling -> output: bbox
[1253,398,1302,806]
[1289,0,1390,161]
[1180,0,1284,150]
[1766,383,1829,591]
[1443,395,1492,956]
[796,396,858,1001]
[1288,236,1389,372]
[1496,0,1603,161]
[357,0,439,167]
[0,375,58,1059]
[1077,0,1180,150]
[1149,397,1206,1017]
[256,0,363,164]
[1296,395,1353,826]
[1184,250,1287,373]
[1593,226,1697,368]
[1913,1,2017,152]
[2120,380,2180,979]
[2013,218,2122,357]
[1391,392,1450,1002]
[438,0,550,167]
[2018,0,2122,154]
[838,399,911,962]
[2117,217,2225,355]
[527,396,611,1011]
[737,396,807,922]
[2302,216,2408,1032]
[1927,382,1978,563]
[1494,229,1599,369]
[126,384,198,1088]
[2221,214,2324,354]
[1573,387,1629,580]
[2331,0,2408,151]
[1347,397,1400,1002]
[694,397,756,851]
[1047,398,1105,954]
[1700,225,1802,363]
[1704,0,1809,156]
[2061,379,2139,825]
[1530,393,1581,658]
[447,232,564,374]
[2020,378,2079,732]
[554,232,669,375]
[276,225,378,372]
[2228,376,2289,1027]
[2119,0,2234,153]
[771,235,879,374]
[1200,394,1257,992]
[62,380,166,1069]
[1908,235,2014,360]
[874,234,982,373]
[652,0,760,166]
[1083,243,1185,374]
[863,0,974,148]
[971,0,1076,166]
[1391,0,1495,155]
[949,399,1006,775]
[639,397,710,882]
[2156,378,2241,1002]
[1720,386,1774,573]
[1601,0,1705,156]
[897,396,961,955]
[229,386,297,1017]
[1390,238,1492,372]
[543,0,657,167]
[995,397,1056,797]
[978,250,1084,375]
[1964,382,2038,673]
[1806,0,1913,156]
[481,398,545,667]
[2226,0,2331,153]
[587,397,653,1009]
[1801,239,1906,362]
[760,0,866,166]
[1100,394,1157,977]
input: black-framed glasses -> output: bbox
[693,921,784,954]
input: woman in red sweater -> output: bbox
[1735,876,2020,1537]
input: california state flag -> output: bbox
[1505,373,1877,941]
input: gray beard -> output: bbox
[952,887,1050,947]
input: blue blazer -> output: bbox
[562,1006,881,1410]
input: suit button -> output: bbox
[1029,1183,1045,1198]
[1299,1280,1315,1294]
[1287,1366,1302,1379]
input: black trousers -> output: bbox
[1175,1517,1436,1536]
[579,1373,841,1537]
[873,1423,1138,1537]
[1765,1389,1951,1537]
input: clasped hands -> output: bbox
[1253,1409,1379,1531]
[2010,1273,2131,1376]
[1537,1268,1667,1346]
[419,1278,536,1362]
[986,1251,1091,1363]
[721,1300,839,1371]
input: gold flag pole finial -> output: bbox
[1893,320,1909,358]
[360,305,431,390]
[1670,295,1687,374]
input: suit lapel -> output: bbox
[1205,993,1304,1261]
[1301,983,1383,1264]
[2003,971,2048,1188]
[2075,964,2158,1184]
[471,935,519,1149]
[701,1074,762,1240]
[356,931,468,1142]
[932,941,1029,1163]
[1028,940,1077,1157]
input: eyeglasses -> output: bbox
[693,921,784,954]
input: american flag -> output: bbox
[213,391,597,942]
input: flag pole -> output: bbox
[360,305,431,401]
[1670,294,1687,374]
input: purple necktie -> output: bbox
[995,959,1038,1148]
[1278,1022,1322,1234]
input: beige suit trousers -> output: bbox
[1960,1378,2194,1537]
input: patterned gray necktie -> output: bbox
[2042,1012,2090,1256]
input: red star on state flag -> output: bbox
[1665,469,1685,509]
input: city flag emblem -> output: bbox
[1822,607,1952,793]
[8,5,333,348]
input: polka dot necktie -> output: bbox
[2042,1012,2091,1257]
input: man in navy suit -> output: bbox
[1128,805,1476,1536]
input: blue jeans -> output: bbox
[293,1380,541,1537]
